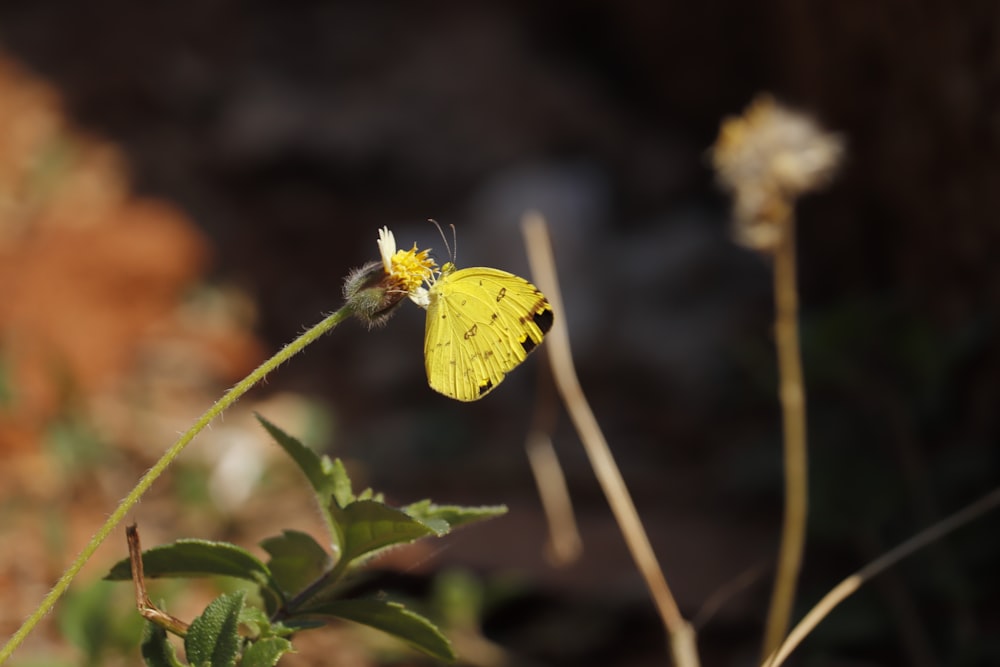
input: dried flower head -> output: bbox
[712,95,844,252]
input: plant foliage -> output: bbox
[106,415,507,665]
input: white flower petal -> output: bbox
[409,286,430,309]
[376,226,396,274]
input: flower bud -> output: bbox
[342,260,407,329]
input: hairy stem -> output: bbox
[0,305,354,665]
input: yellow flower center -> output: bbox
[389,244,436,294]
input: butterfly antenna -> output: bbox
[428,218,457,264]
[450,223,457,264]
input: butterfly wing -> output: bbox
[425,267,554,401]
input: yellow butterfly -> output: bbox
[424,262,554,401]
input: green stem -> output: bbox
[0,305,355,665]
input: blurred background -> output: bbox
[0,2,998,666]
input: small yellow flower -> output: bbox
[376,226,436,306]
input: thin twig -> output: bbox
[521,211,698,667]
[524,350,581,565]
[525,431,583,566]
[692,559,769,631]
[128,523,190,636]
[764,485,1000,667]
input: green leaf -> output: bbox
[328,458,358,509]
[238,606,271,640]
[105,539,277,589]
[58,579,144,661]
[240,637,294,667]
[431,569,485,631]
[256,414,337,499]
[332,499,440,567]
[304,598,454,661]
[185,592,245,667]
[237,605,299,640]
[140,622,185,667]
[260,530,332,599]
[403,500,508,532]
[255,418,504,601]
[256,415,358,548]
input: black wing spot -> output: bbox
[464,324,478,339]
[475,379,494,397]
[533,306,554,334]
[521,337,538,355]
[519,306,553,355]
[496,287,507,302]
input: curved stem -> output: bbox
[0,305,354,665]
[761,213,809,659]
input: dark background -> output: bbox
[1,1,998,665]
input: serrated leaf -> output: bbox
[332,499,440,567]
[304,599,454,661]
[404,500,508,532]
[236,606,298,640]
[260,530,332,599]
[256,415,337,499]
[105,540,279,597]
[140,622,185,667]
[240,637,294,667]
[234,604,304,653]
[238,606,271,639]
[256,416,356,550]
[185,592,245,667]
[356,487,384,502]
[327,458,356,509]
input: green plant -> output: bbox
[104,415,506,666]
[0,227,434,664]
[57,577,146,667]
